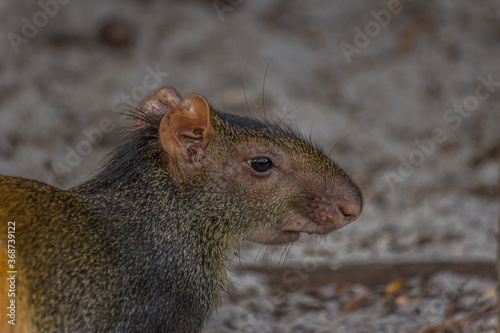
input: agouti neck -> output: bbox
[74,122,237,245]
[71,127,230,330]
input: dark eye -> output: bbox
[247,157,274,173]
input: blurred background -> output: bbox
[1,0,499,331]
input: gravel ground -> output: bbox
[1,0,499,331]
[206,268,497,333]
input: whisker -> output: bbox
[277,242,289,272]
[279,206,308,216]
[237,45,252,117]
[281,241,295,272]
[262,54,275,122]
[277,106,301,127]
[302,191,322,200]
[328,132,351,158]
[279,209,309,227]
[254,243,267,265]
[278,242,294,276]
[309,118,314,142]
[298,219,315,233]
[289,196,315,202]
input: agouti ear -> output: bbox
[159,94,213,177]
[135,87,182,129]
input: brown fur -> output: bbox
[0,177,72,333]
[0,87,362,332]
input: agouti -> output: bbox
[0,87,362,332]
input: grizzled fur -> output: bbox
[0,97,362,332]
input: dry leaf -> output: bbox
[385,279,405,295]
[341,294,370,314]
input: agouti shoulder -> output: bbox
[0,87,362,332]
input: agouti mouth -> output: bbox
[248,201,360,245]
[248,213,317,245]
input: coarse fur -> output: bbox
[0,88,362,332]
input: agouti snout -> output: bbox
[140,87,363,245]
[0,87,362,332]
[135,87,362,247]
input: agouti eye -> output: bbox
[247,157,274,174]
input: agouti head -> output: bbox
[135,87,362,247]
[0,87,363,332]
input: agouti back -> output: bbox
[0,87,362,332]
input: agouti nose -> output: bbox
[333,180,363,224]
[337,201,362,222]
